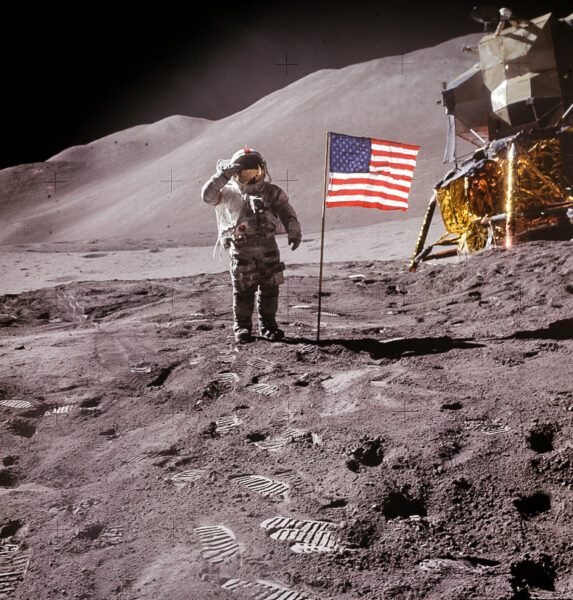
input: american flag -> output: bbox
[326,132,419,211]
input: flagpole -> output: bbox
[317,131,331,342]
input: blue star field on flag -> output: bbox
[329,133,371,173]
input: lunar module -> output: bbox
[410,8,573,270]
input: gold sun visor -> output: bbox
[235,166,264,185]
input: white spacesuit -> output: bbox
[201,148,302,343]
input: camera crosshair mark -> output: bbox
[161,170,184,193]
[274,52,299,79]
[275,169,300,192]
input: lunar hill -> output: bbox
[0,33,481,247]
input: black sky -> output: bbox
[2,0,571,169]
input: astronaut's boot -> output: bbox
[258,286,284,341]
[233,289,255,343]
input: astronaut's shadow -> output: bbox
[281,335,484,360]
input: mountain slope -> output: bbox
[0,34,481,245]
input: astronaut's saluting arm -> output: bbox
[201,160,240,206]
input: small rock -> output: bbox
[0,314,16,326]
[295,373,310,386]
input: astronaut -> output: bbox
[201,148,302,343]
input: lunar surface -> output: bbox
[1,239,572,600]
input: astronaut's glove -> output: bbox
[287,221,302,251]
[216,159,241,180]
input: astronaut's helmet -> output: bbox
[231,148,266,185]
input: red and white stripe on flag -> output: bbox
[326,132,419,211]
